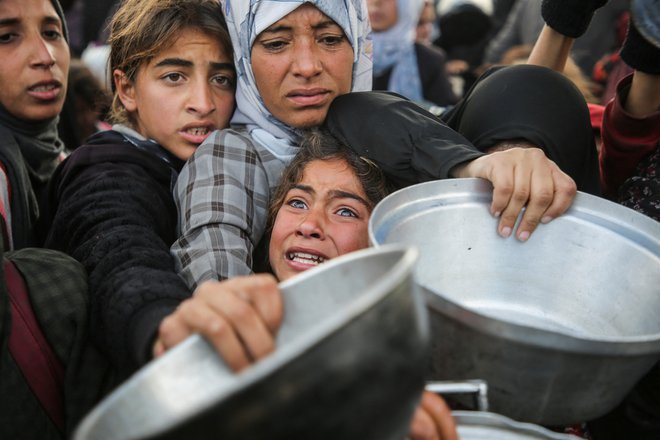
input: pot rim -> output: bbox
[370,178,660,355]
[452,410,580,439]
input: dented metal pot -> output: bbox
[74,246,428,440]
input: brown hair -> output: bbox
[268,128,391,231]
[107,0,232,125]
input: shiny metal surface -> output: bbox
[369,178,660,425]
[74,246,427,440]
[428,380,577,438]
[453,411,579,440]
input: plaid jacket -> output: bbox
[172,128,286,289]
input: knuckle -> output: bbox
[231,299,253,321]
[177,299,195,316]
[524,216,540,228]
[562,179,578,195]
[209,318,229,336]
[496,181,515,195]
[535,189,554,206]
[512,188,530,202]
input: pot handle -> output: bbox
[425,380,489,412]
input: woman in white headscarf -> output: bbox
[369,0,458,107]
[172,0,576,289]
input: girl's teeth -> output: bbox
[288,252,326,265]
[187,127,208,136]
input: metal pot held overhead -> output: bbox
[74,246,428,440]
[370,178,660,426]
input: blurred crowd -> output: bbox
[1,0,658,439]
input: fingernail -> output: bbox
[541,216,552,224]
[500,227,512,238]
[518,231,530,241]
[493,211,501,218]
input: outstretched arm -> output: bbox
[527,0,608,72]
[153,274,283,371]
[527,24,574,71]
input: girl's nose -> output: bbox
[296,210,325,239]
[187,82,216,115]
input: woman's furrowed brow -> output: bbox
[263,19,338,35]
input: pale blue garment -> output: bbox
[221,0,373,162]
[372,0,425,102]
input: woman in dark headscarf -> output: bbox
[0,3,113,439]
[0,0,70,249]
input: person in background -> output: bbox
[483,0,629,79]
[416,0,440,46]
[57,58,111,151]
[0,0,70,249]
[0,1,112,438]
[368,0,458,107]
[41,0,237,381]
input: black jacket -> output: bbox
[41,130,190,376]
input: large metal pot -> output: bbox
[370,178,660,426]
[74,246,428,440]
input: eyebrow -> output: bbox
[0,18,20,27]
[43,16,62,27]
[293,184,371,208]
[261,19,339,35]
[0,15,62,27]
[154,58,234,71]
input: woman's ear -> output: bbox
[113,69,137,112]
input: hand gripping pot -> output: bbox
[74,246,429,440]
[369,178,660,426]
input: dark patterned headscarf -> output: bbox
[0,0,69,249]
[619,146,659,221]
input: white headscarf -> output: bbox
[221,0,373,162]
[372,0,426,102]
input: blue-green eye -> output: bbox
[336,207,357,218]
[288,199,307,209]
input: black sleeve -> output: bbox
[323,91,484,188]
[442,64,601,195]
[44,156,190,374]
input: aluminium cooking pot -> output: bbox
[74,246,428,440]
[369,178,660,426]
